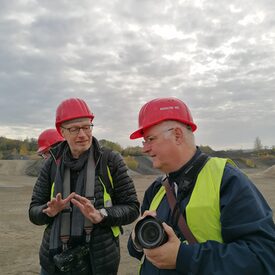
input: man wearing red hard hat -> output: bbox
[29,98,140,275]
[128,97,275,275]
[37,128,64,160]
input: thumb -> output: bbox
[162,222,176,238]
[56,193,62,201]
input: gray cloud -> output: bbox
[0,0,274,150]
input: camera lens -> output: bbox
[135,216,167,249]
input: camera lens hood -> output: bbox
[135,216,167,249]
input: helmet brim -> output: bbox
[37,146,48,154]
[130,119,197,140]
[130,128,143,139]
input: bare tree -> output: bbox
[254,136,263,151]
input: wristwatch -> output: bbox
[99,208,108,220]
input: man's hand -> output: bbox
[71,194,103,224]
[144,222,180,269]
[131,210,157,244]
[42,192,75,217]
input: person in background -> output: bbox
[128,97,275,275]
[37,128,65,160]
[29,98,140,275]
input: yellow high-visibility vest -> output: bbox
[149,157,235,243]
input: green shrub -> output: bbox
[124,156,138,170]
[241,158,256,168]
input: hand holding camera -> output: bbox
[143,222,181,270]
[133,212,168,249]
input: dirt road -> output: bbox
[0,168,274,275]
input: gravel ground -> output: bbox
[0,162,274,275]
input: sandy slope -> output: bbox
[0,160,36,176]
[0,161,274,275]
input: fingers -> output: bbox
[144,224,180,270]
[71,194,96,212]
[71,195,102,223]
[162,222,173,234]
[73,194,90,204]
[44,193,97,219]
[71,194,93,210]
[71,197,84,210]
[43,193,75,217]
[56,193,62,201]
[63,192,76,204]
[42,206,55,217]
[42,208,49,214]
[162,222,178,240]
[142,210,156,218]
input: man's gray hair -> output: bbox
[61,117,91,127]
[160,120,195,146]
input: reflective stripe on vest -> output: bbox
[51,182,55,200]
[107,166,114,189]
[149,158,235,243]
[98,176,120,237]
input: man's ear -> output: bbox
[60,128,66,138]
[174,127,184,144]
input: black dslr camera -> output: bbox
[134,216,168,249]
[53,244,90,273]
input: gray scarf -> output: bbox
[49,146,91,255]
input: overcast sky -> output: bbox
[0,0,274,150]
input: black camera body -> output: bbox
[134,215,168,249]
[53,244,90,273]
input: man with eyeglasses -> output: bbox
[127,97,275,275]
[29,98,140,275]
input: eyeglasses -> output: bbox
[61,124,94,136]
[40,152,50,159]
[142,128,174,146]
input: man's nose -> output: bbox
[142,142,151,153]
[78,128,86,136]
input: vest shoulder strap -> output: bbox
[149,153,210,210]
[99,148,114,194]
[174,153,210,199]
[182,153,210,185]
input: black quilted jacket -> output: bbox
[29,138,140,275]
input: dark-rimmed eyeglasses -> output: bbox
[40,152,50,159]
[142,128,174,146]
[61,124,94,136]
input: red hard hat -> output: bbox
[37,128,65,154]
[55,98,94,135]
[130,97,197,139]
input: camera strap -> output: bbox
[162,153,209,244]
[163,179,198,244]
[60,167,71,250]
[84,147,96,242]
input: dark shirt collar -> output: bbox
[168,147,202,186]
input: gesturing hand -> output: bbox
[71,194,103,224]
[42,192,75,217]
[144,222,181,269]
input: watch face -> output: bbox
[100,208,108,217]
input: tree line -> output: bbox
[0,136,274,160]
[0,136,143,160]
